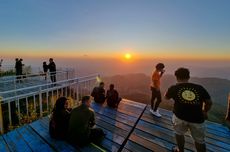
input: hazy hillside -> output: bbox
[103,73,230,124]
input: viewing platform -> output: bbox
[0,99,230,152]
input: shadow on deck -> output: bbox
[0,99,230,152]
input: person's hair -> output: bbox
[109,84,114,89]
[175,67,190,80]
[156,63,165,70]
[53,97,68,117]
[99,82,104,86]
[49,58,53,61]
[43,61,46,64]
[82,95,91,104]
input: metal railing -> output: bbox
[0,73,99,134]
[0,69,75,94]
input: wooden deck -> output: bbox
[0,99,230,152]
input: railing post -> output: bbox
[39,87,43,117]
[16,98,21,125]
[66,70,69,80]
[8,102,12,127]
[0,97,4,134]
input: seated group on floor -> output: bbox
[49,96,105,147]
[91,82,122,108]
[49,82,121,147]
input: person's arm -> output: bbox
[164,86,173,100]
[89,111,95,128]
[203,99,212,119]
[91,88,96,97]
[160,69,165,77]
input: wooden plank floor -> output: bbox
[124,105,230,152]
[0,99,230,152]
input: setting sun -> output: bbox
[125,53,131,60]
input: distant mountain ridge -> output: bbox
[103,73,230,124]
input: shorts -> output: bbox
[172,114,206,144]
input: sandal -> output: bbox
[171,146,180,152]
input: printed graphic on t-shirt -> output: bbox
[178,87,199,104]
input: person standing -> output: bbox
[43,61,48,80]
[0,59,3,73]
[0,59,3,68]
[15,58,20,81]
[67,95,105,147]
[150,63,165,117]
[48,58,56,83]
[18,58,23,75]
[165,67,212,152]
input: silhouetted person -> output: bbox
[43,61,48,80]
[18,58,23,75]
[91,82,106,104]
[106,84,122,108]
[165,68,212,152]
[48,58,56,83]
[49,97,71,139]
[0,59,3,73]
[15,58,20,81]
[150,63,165,117]
[68,95,105,147]
[0,59,3,68]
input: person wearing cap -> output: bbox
[68,95,105,147]
[49,97,71,139]
[150,63,165,117]
[48,58,56,83]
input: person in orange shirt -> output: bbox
[150,63,165,117]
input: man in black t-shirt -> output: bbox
[165,68,212,152]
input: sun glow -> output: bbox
[125,53,131,60]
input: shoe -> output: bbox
[171,146,179,152]
[150,109,154,115]
[152,109,162,117]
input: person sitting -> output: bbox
[67,95,105,147]
[49,97,71,139]
[106,84,122,108]
[91,82,106,104]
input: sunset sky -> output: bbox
[0,0,229,60]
